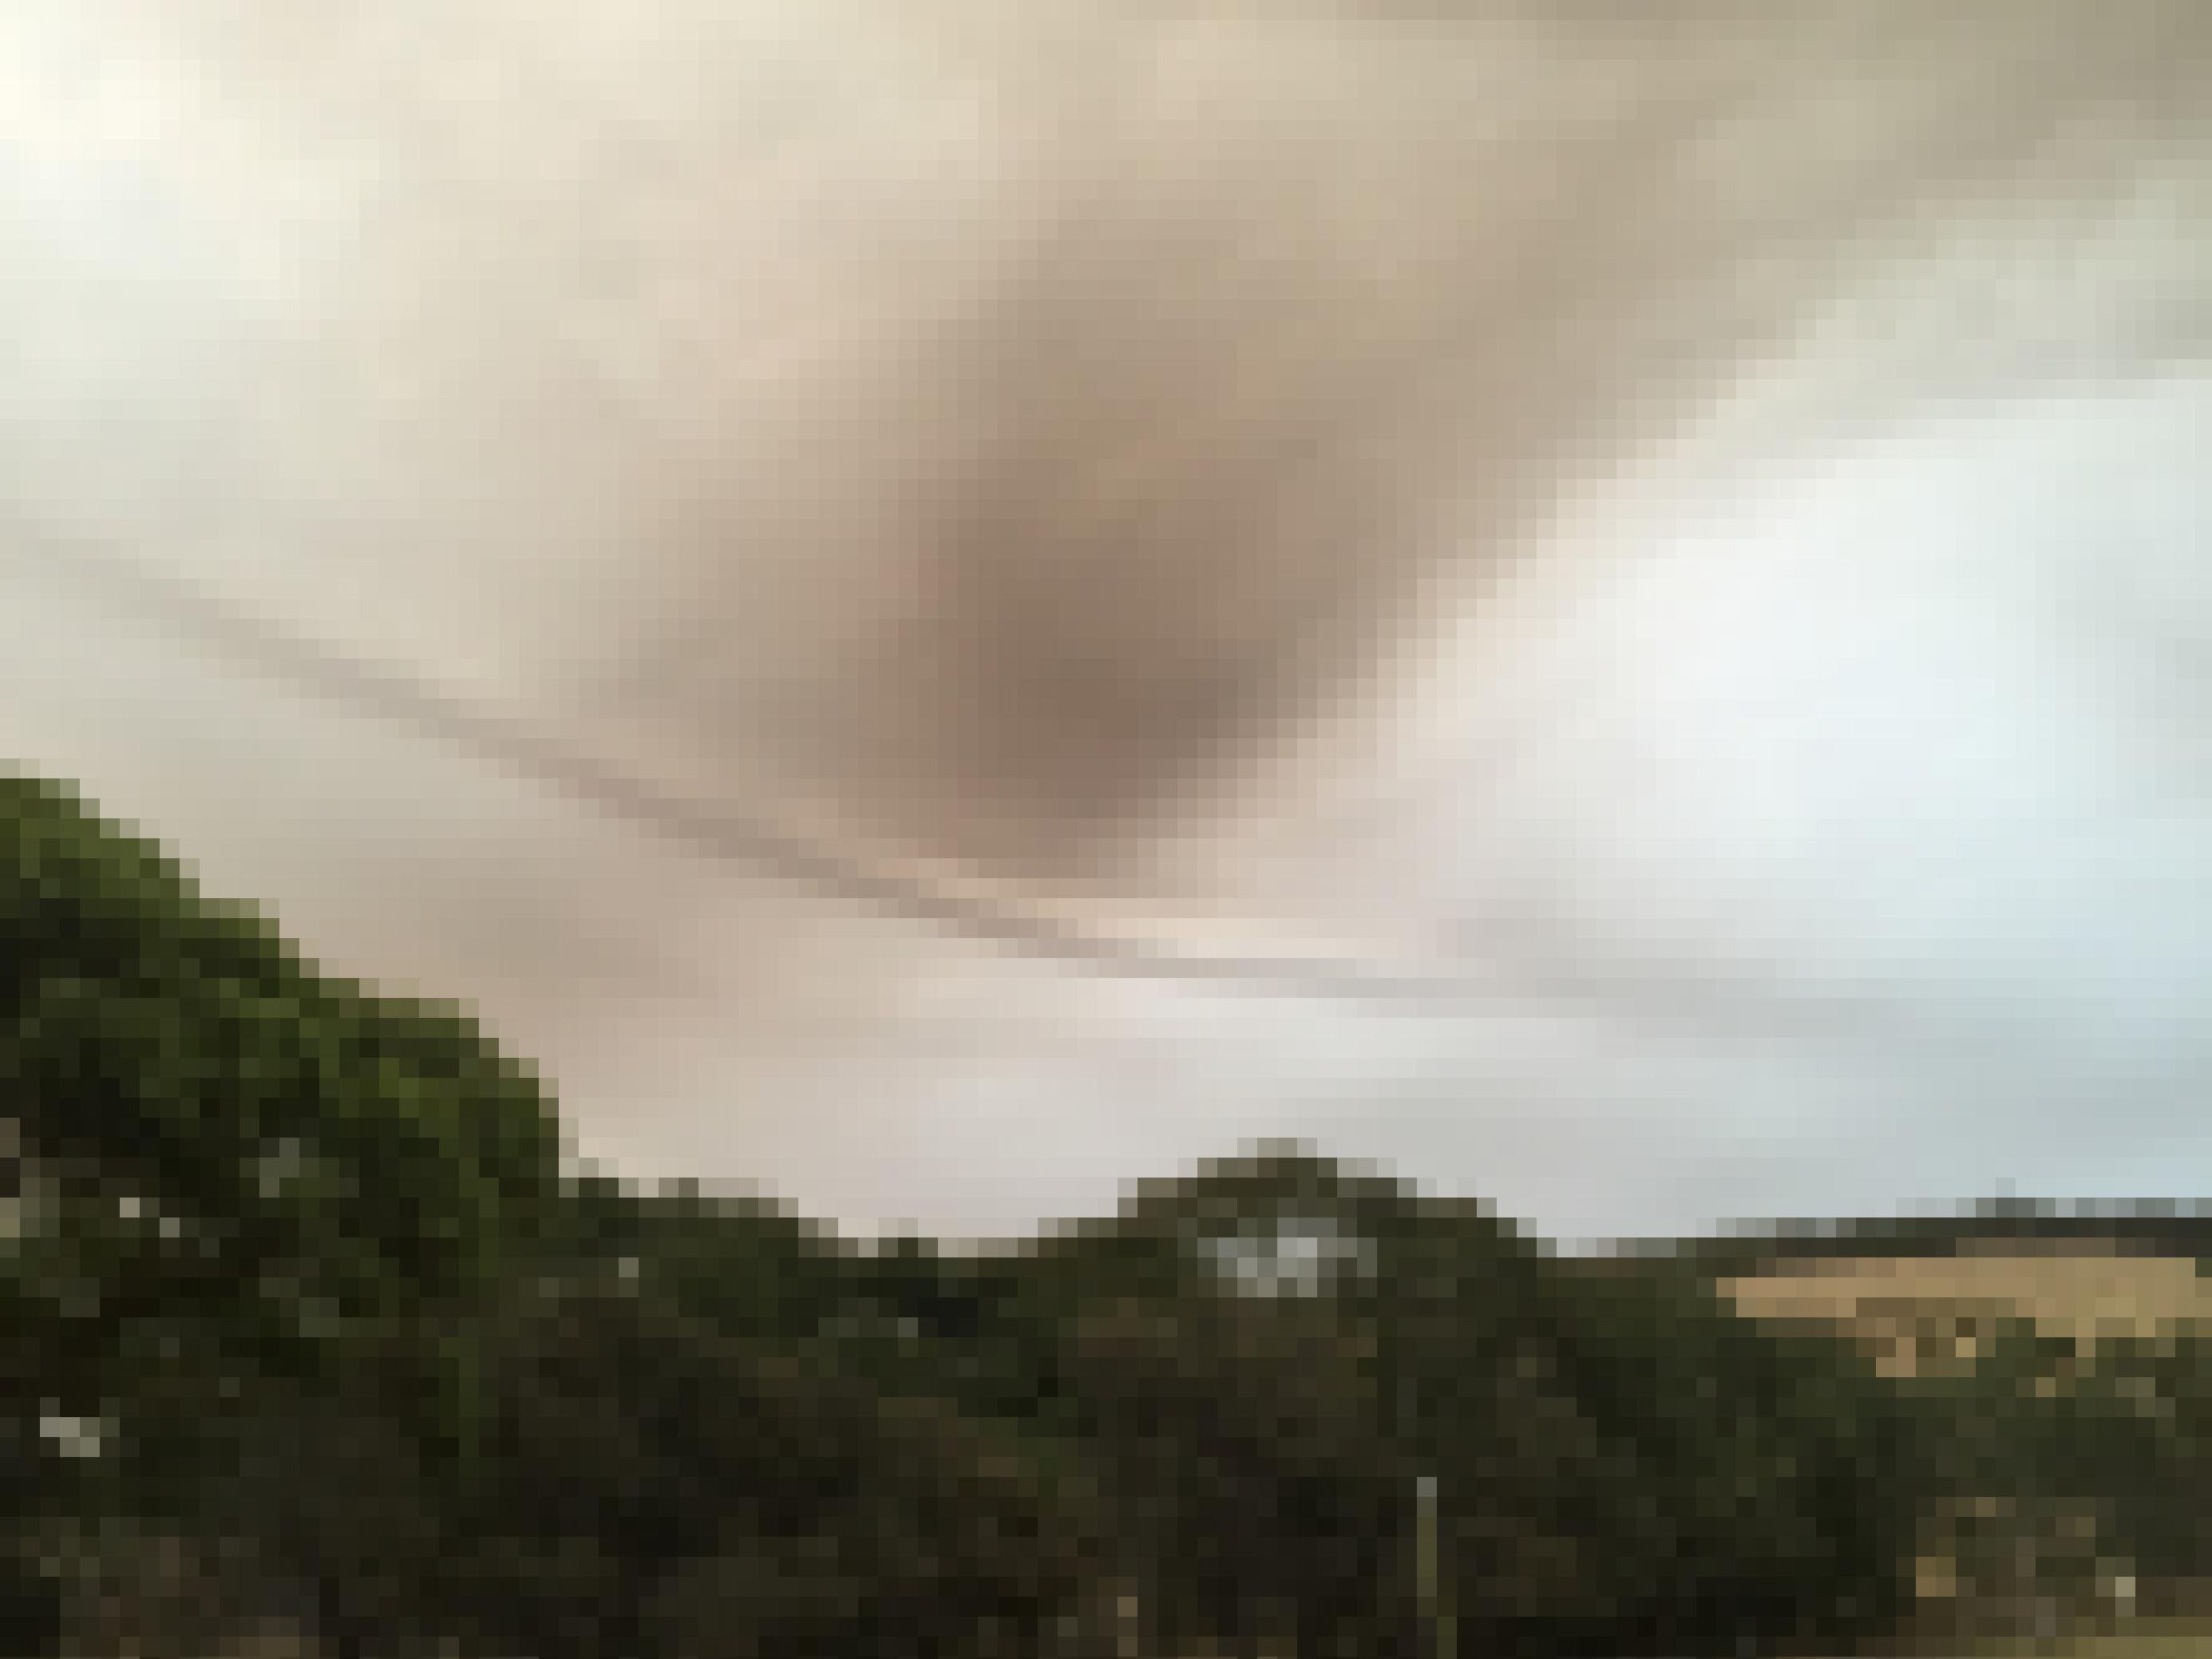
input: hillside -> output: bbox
[1621,1206,2212,1374]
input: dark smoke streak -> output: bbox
[11,532,2042,1067]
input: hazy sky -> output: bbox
[4,0,2209,1249]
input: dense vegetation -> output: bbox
[6,768,2210,1657]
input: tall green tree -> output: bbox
[2,772,566,1653]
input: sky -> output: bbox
[3,0,2210,1252]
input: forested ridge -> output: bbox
[7,770,2210,1659]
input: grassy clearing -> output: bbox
[1962,1620,2212,1657]
[1720,1247,2212,1371]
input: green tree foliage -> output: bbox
[2068,1326,2212,1593]
[979,1146,1925,1659]
[1456,1261,1925,1658]
[540,1170,857,1351]
[1061,1286,1416,1659]
[1348,1170,1923,1658]
[441,1275,1111,1659]
[1,772,568,1653]
[1895,1317,2212,1638]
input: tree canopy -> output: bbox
[14,767,2201,1659]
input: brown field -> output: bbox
[1717,1243,2212,1374]
[1969,1619,2212,1657]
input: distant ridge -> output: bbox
[1604,1198,2212,1280]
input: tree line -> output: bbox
[6,769,2210,1658]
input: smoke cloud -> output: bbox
[2,0,2210,1242]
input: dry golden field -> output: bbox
[1718,1243,2212,1375]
